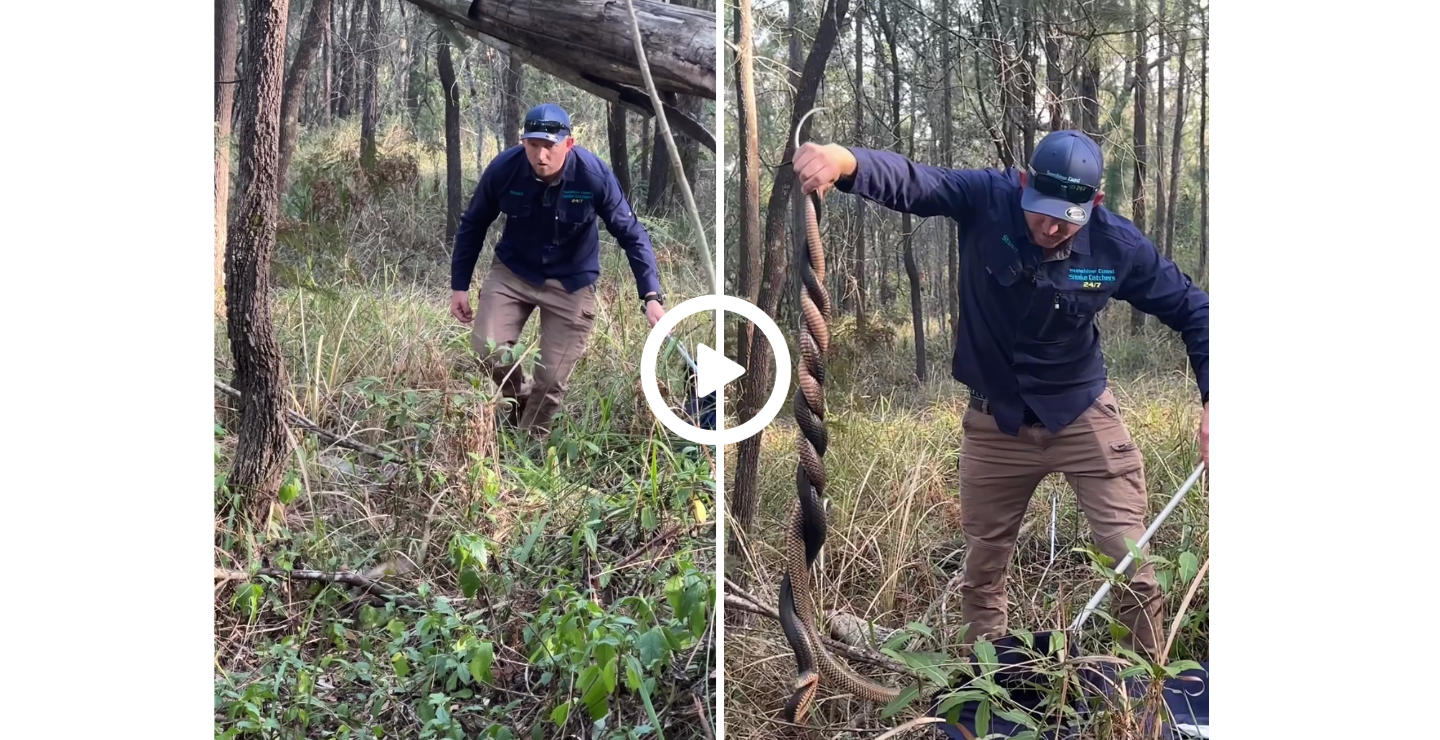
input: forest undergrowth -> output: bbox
[724,305,1208,740]
[215,123,718,740]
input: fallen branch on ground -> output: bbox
[215,566,421,609]
[722,593,915,679]
[215,379,410,465]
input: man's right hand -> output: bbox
[450,290,474,324]
[793,142,857,196]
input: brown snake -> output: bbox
[778,108,907,726]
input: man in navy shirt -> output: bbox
[791,129,1208,659]
[450,103,666,438]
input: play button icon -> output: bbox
[695,343,745,398]
[640,294,791,446]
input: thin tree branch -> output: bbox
[619,0,715,293]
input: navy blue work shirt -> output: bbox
[837,148,1209,437]
[450,144,662,299]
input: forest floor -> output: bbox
[214,126,718,740]
[723,308,1209,740]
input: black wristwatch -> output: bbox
[643,292,664,307]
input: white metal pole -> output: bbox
[1068,463,1207,633]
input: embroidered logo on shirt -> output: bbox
[1001,234,1017,251]
[1068,267,1116,288]
[509,190,524,196]
[562,190,593,201]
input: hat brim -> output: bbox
[521,131,569,144]
[1021,186,1092,226]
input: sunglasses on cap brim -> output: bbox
[524,120,569,136]
[1029,169,1096,204]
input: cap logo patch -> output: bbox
[1065,206,1086,221]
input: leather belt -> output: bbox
[967,392,1044,426]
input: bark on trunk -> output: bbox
[322,0,333,125]
[438,33,463,241]
[1129,0,1149,333]
[731,0,850,594]
[502,50,524,149]
[1020,0,1037,163]
[216,0,240,318]
[359,0,381,170]
[279,0,332,184]
[1164,17,1190,260]
[225,0,293,514]
[1153,0,1168,263]
[735,0,762,371]
[606,103,632,202]
[852,3,866,322]
[462,54,487,171]
[646,106,674,211]
[1044,24,1064,130]
[877,1,925,380]
[338,0,363,118]
[1197,13,1207,284]
[944,0,957,338]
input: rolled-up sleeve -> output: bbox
[594,165,662,299]
[1117,237,1209,403]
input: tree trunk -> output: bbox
[852,3,866,322]
[279,0,332,184]
[1080,55,1100,138]
[322,0,333,125]
[943,0,957,338]
[606,103,633,202]
[877,0,925,381]
[402,10,424,126]
[463,54,487,171]
[502,50,524,149]
[731,0,850,596]
[873,15,892,308]
[438,33,463,241]
[646,108,674,211]
[1153,0,1168,264]
[359,0,381,170]
[215,0,240,319]
[639,116,650,185]
[1020,0,1037,163]
[735,0,762,370]
[1165,14,1190,260]
[225,0,293,514]
[1129,0,1148,333]
[1197,12,1207,284]
[338,0,363,118]
[1044,22,1064,130]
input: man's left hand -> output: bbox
[645,299,665,327]
[1199,402,1209,469]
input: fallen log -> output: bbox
[407,0,715,150]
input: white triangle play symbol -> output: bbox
[695,343,745,397]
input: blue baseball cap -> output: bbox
[1020,130,1104,226]
[521,103,571,144]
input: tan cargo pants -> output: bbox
[958,388,1164,658]
[470,259,598,437]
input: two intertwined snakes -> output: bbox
[777,108,905,726]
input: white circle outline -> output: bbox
[640,294,791,447]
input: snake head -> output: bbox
[782,671,820,725]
